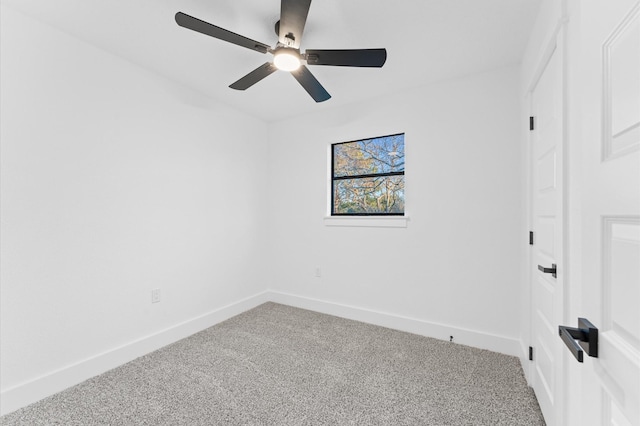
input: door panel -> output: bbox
[604,4,640,159]
[537,219,555,258]
[537,151,557,192]
[578,1,640,425]
[605,219,639,348]
[597,217,640,424]
[530,43,563,426]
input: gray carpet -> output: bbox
[1,302,545,425]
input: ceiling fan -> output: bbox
[175,0,387,102]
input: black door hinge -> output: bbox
[529,346,534,361]
[529,231,534,245]
[529,116,535,130]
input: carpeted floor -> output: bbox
[1,302,545,425]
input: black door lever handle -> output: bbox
[558,318,598,362]
[538,263,557,278]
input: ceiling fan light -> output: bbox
[274,50,301,71]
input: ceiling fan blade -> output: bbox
[229,63,278,90]
[279,0,311,48]
[175,12,271,54]
[305,49,387,67]
[291,65,331,102]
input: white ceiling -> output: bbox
[3,0,541,122]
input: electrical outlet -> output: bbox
[151,288,161,303]
[315,267,321,278]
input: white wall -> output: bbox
[0,6,269,413]
[267,65,524,353]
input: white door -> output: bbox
[530,42,564,425]
[569,1,640,425]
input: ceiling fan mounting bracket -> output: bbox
[274,20,295,46]
[283,34,296,47]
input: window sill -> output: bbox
[323,216,409,228]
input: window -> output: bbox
[331,133,405,216]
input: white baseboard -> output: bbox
[268,291,521,357]
[0,291,271,416]
[1,289,522,416]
